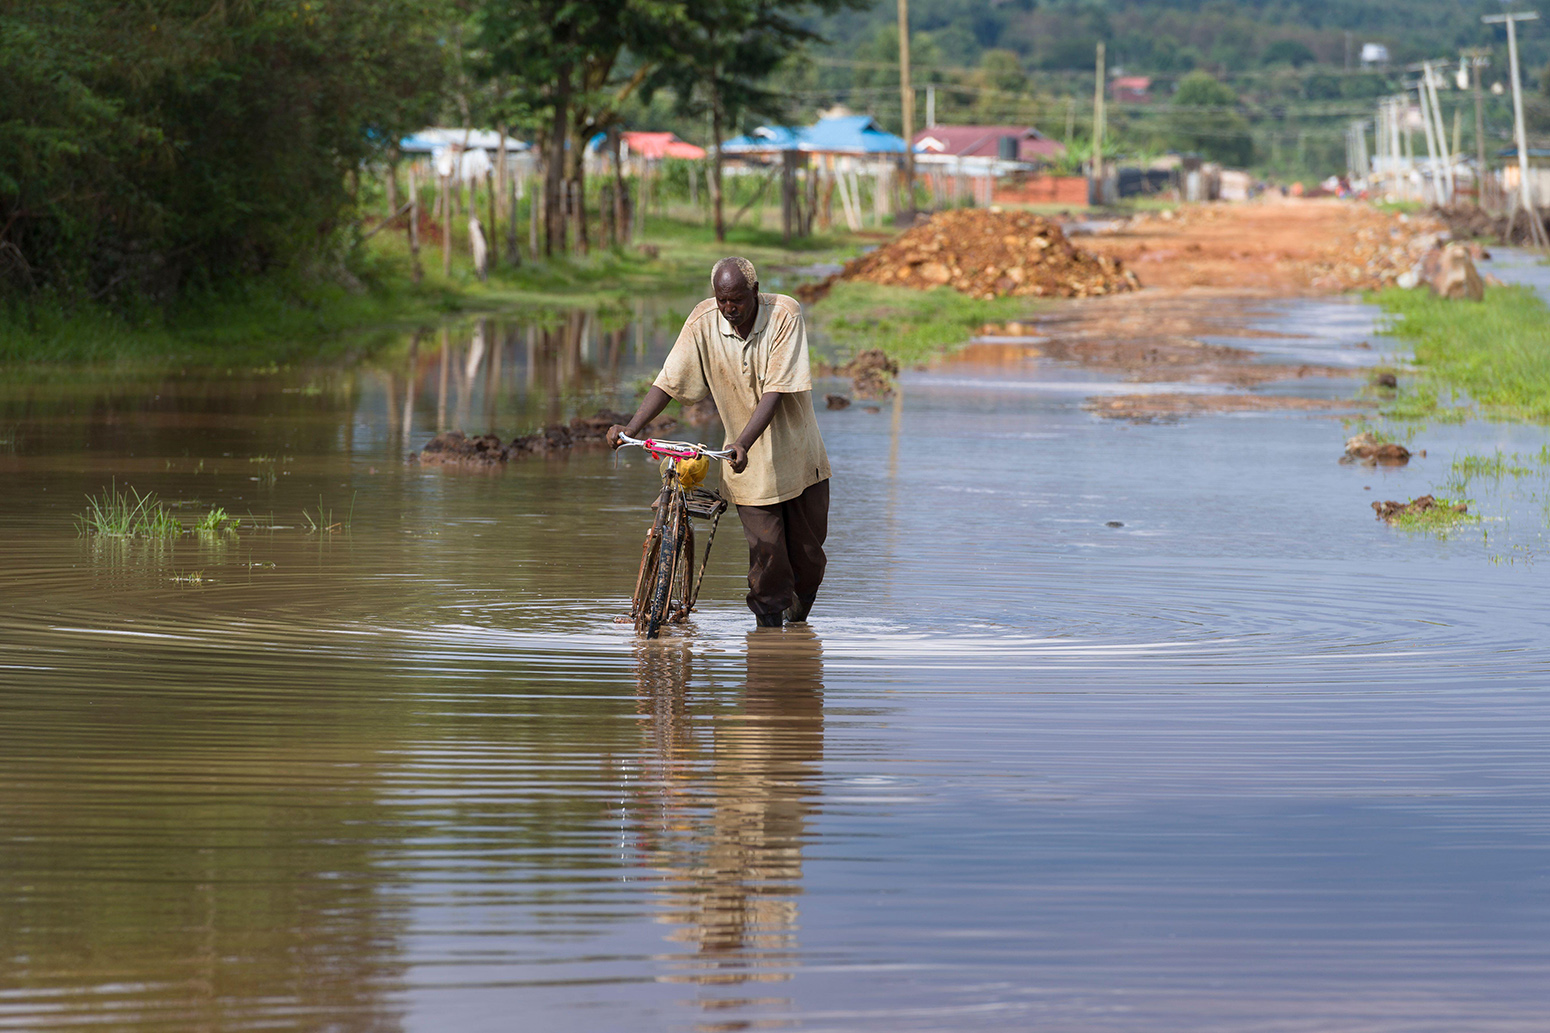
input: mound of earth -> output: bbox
[1373,495,1467,522]
[417,410,681,467]
[814,348,900,399]
[799,209,1139,302]
[1341,432,1411,466]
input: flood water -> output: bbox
[2,286,1548,1032]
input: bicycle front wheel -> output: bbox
[643,491,686,639]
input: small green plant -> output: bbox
[1452,450,1532,480]
[194,506,237,533]
[302,493,356,534]
[77,482,183,538]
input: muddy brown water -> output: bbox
[2,289,1549,1032]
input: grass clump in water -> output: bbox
[1375,285,1550,422]
[1452,449,1534,480]
[303,493,355,534]
[77,483,182,538]
[194,507,238,533]
[812,280,1031,367]
[1374,495,1480,535]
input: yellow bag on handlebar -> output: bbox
[659,454,710,490]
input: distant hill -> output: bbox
[815,0,1550,76]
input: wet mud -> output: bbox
[1372,494,1469,522]
[417,410,694,467]
[813,347,899,399]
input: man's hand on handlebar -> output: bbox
[607,424,627,450]
[729,443,748,474]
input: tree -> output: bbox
[1168,71,1253,166]
[646,0,866,242]
[1262,39,1317,68]
[0,0,448,309]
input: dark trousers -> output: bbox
[735,479,829,616]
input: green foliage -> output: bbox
[1168,72,1254,166]
[0,0,448,311]
[1262,39,1316,68]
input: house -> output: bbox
[1111,76,1152,104]
[584,131,706,175]
[399,128,531,180]
[722,115,907,157]
[588,131,706,162]
[911,125,1065,168]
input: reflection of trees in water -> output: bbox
[628,631,825,994]
[0,691,410,1031]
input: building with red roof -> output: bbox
[911,125,1066,167]
[1111,77,1153,103]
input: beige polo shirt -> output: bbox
[654,292,830,507]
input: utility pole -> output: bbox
[1092,41,1106,206]
[1464,48,1489,206]
[1421,61,1454,202]
[1483,11,1547,247]
[897,0,916,222]
[1413,76,1441,204]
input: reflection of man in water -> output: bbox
[630,630,824,989]
[608,257,831,628]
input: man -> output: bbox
[608,257,830,628]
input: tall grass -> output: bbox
[1377,285,1550,421]
[77,482,182,538]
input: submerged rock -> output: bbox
[1342,432,1410,466]
[1373,495,1467,522]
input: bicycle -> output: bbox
[616,433,733,639]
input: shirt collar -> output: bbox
[715,293,770,343]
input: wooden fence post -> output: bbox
[407,164,422,284]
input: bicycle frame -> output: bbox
[618,435,730,636]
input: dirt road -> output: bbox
[963,199,1445,420]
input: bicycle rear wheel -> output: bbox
[643,491,686,639]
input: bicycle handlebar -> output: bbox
[617,432,735,462]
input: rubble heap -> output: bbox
[1299,209,1454,292]
[805,209,1139,302]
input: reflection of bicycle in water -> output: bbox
[616,433,733,638]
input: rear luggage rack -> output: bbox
[684,488,727,520]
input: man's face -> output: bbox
[714,273,758,330]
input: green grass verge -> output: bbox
[1374,284,1550,422]
[1,215,871,367]
[808,280,1035,366]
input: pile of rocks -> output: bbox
[801,209,1139,302]
[1300,209,1454,291]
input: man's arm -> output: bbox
[727,390,781,474]
[607,386,673,450]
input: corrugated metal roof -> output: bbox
[911,125,1065,161]
[723,116,906,155]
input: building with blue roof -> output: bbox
[722,115,906,156]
